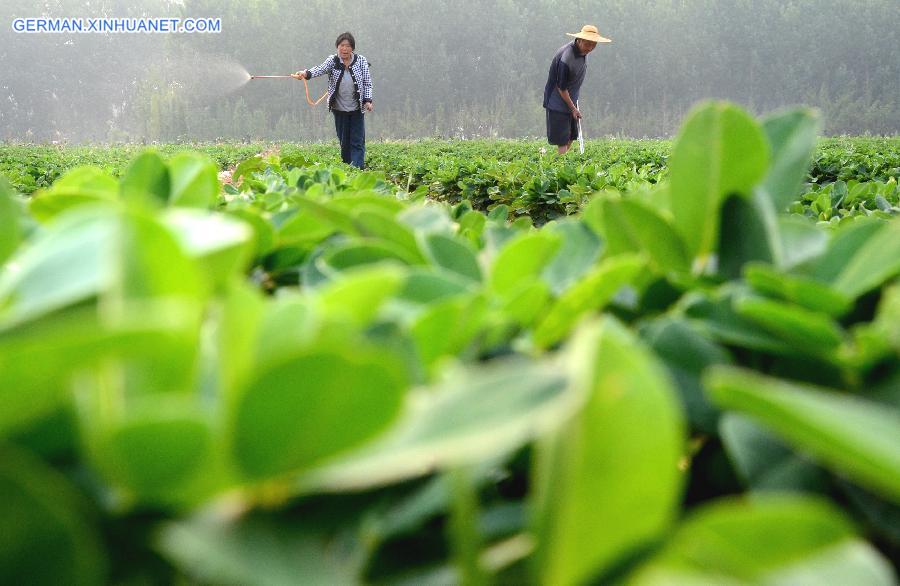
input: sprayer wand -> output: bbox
[576,99,585,154]
[250,75,327,106]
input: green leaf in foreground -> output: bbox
[532,254,644,349]
[28,167,119,222]
[720,414,829,494]
[596,197,690,273]
[540,219,603,293]
[167,152,219,209]
[300,359,572,492]
[231,347,408,480]
[157,513,360,586]
[734,296,845,355]
[94,411,218,505]
[743,262,852,317]
[668,102,770,264]
[422,233,483,282]
[831,219,900,299]
[628,496,895,585]
[315,264,406,327]
[760,108,820,211]
[705,367,900,503]
[0,446,107,585]
[120,150,170,206]
[489,231,561,297]
[0,176,22,265]
[0,208,116,329]
[533,319,685,586]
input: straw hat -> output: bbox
[566,25,611,43]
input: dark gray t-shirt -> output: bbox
[543,42,587,113]
[334,70,358,112]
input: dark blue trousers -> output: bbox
[333,110,365,169]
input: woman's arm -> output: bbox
[303,56,334,79]
[359,57,373,110]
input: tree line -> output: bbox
[2,0,898,142]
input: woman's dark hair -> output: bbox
[335,32,355,50]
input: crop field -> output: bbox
[1,103,899,584]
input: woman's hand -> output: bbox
[364,102,374,113]
[291,70,307,80]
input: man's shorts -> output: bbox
[546,108,578,146]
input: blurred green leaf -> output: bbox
[231,346,407,480]
[541,220,603,294]
[458,210,486,245]
[760,108,820,211]
[0,177,22,265]
[831,220,900,299]
[809,218,886,283]
[681,287,794,355]
[316,264,406,326]
[157,513,361,586]
[533,255,644,349]
[355,208,426,264]
[777,215,829,270]
[734,297,844,355]
[120,150,170,206]
[398,267,476,304]
[0,208,116,329]
[399,205,456,234]
[640,317,731,434]
[597,197,690,273]
[302,359,572,492]
[94,408,219,506]
[744,263,852,317]
[706,367,900,502]
[0,446,107,585]
[422,233,482,283]
[411,295,486,372]
[668,102,770,264]
[28,167,118,222]
[629,496,895,585]
[167,152,219,209]
[320,240,418,273]
[0,304,198,437]
[109,210,204,396]
[499,280,551,327]
[717,194,774,279]
[226,207,277,258]
[232,155,266,185]
[534,319,685,586]
[276,200,345,246]
[217,282,267,400]
[489,231,561,297]
[162,209,253,291]
[720,414,829,493]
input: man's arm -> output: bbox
[557,88,581,120]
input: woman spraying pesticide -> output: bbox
[293,32,374,169]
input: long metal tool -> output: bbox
[576,99,585,154]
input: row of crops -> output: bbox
[1,102,899,584]
[2,135,898,223]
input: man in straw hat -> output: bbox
[543,25,611,154]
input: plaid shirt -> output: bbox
[307,53,373,112]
